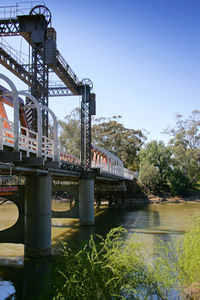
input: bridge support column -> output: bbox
[24,175,52,258]
[79,178,94,225]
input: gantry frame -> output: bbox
[0,3,96,171]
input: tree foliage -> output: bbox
[167,167,190,196]
[164,110,200,149]
[92,116,146,170]
[58,108,81,158]
[138,141,172,194]
[138,111,200,195]
[57,111,146,170]
[56,108,200,196]
[164,110,200,185]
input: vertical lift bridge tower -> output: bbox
[0,3,96,256]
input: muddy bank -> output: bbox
[148,194,200,204]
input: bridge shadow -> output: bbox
[0,258,51,300]
[152,210,161,227]
[62,207,143,248]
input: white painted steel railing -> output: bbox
[0,116,55,160]
[91,145,128,178]
[0,116,135,180]
[123,168,135,180]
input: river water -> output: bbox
[0,201,200,299]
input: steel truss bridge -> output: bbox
[0,2,135,258]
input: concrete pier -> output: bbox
[79,178,94,225]
[24,175,52,257]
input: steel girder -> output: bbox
[48,87,74,97]
[0,19,20,36]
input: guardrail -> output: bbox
[0,37,29,67]
[0,116,54,160]
[123,168,135,180]
[56,50,79,85]
[0,2,45,19]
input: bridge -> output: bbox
[0,2,135,258]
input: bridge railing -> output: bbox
[19,127,38,156]
[91,160,107,172]
[42,136,54,160]
[91,145,125,178]
[0,116,55,160]
[123,168,135,180]
[0,112,135,180]
[0,37,29,67]
[0,117,14,149]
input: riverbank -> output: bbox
[112,194,200,207]
[148,194,200,204]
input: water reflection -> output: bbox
[23,258,51,299]
[0,266,23,299]
[152,210,160,227]
[0,260,51,299]
[0,280,15,299]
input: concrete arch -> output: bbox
[0,186,25,243]
[52,185,79,218]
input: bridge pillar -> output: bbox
[79,178,94,225]
[24,175,52,258]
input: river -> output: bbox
[0,201,200,299]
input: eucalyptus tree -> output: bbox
[92,116,147,170]
[138,140,172,194]
[58,107,81,158]
[164,110,200,185]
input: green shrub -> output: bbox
[52,215,200,299]
[154,213,200,299]
[52,227,170,299]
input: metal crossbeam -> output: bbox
[48,87,74,97]
[0,49,31,85]
[49,50,80,95]
[0,18,20,36]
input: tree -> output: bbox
[164,110,200,149]
[57,111,146,170]
[164,110,200,185]
[92,116,146,170]
[138,141,172,194]
[58,107,81,158]
[167,168,190,196]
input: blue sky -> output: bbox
[1,0,200,144]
